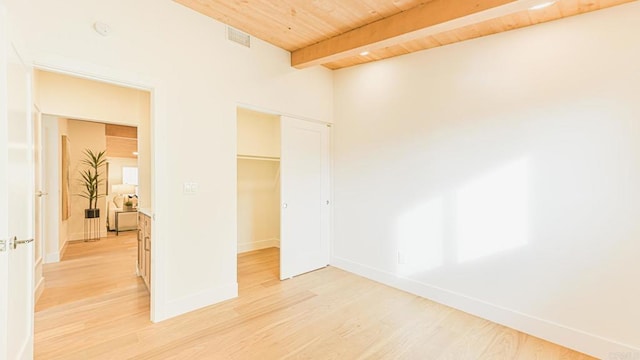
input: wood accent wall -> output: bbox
[106,124,137,138]
[106,124,138,159]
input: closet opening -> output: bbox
[236,107,281,290]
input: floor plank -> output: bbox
[35,235,595,359]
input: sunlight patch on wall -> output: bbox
[394,158,530,277]
[455,158,529,263]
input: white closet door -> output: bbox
[280,116,330,280]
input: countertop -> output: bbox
[138,208,153,217]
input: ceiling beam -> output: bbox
[291,0,521,69]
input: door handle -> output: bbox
[35,191,48,197]
[282,203,288,209]
[10,236,34,250]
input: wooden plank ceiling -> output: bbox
[175,0,635,70]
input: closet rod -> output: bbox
[237,155,280,162]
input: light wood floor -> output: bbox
[35,233,594,359]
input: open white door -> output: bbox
[0,3,36,358]
[280,116,330,280]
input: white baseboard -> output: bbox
[34,275,45,303]
[238,238,280,253]
[156,282,238,322]
[45,240,69,263]
[16,335,32,360]
[330,256,639,360]
[45,240,68,263]
[45,251,60,263]
[34,257,45,302]
[59,240,69,259]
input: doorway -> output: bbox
[236,107,331,288]
[33,70,153,321]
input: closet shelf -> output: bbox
[237,155,280,162]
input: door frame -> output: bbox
[31,60,168,322]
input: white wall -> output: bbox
[333,3,640,358]
[137,101,151,210]
[237,108,280,158]
[237,159,280,253]
[6,0,333,321]
[35,69,149,125]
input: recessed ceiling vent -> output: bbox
[227,27,251,48]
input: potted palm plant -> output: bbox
[78,149,107,219]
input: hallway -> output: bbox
[35,233,149,358]
[36,233,146,312]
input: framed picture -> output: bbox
[61,135,71,220]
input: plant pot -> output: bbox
[85,208,100,218]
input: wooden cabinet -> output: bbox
[144,214,151,289]
[137,212,152,291]
[137,215,143,277]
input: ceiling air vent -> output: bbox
[227,27,251,48]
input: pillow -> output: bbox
[129,196,138,207]
[113,195,124,208]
